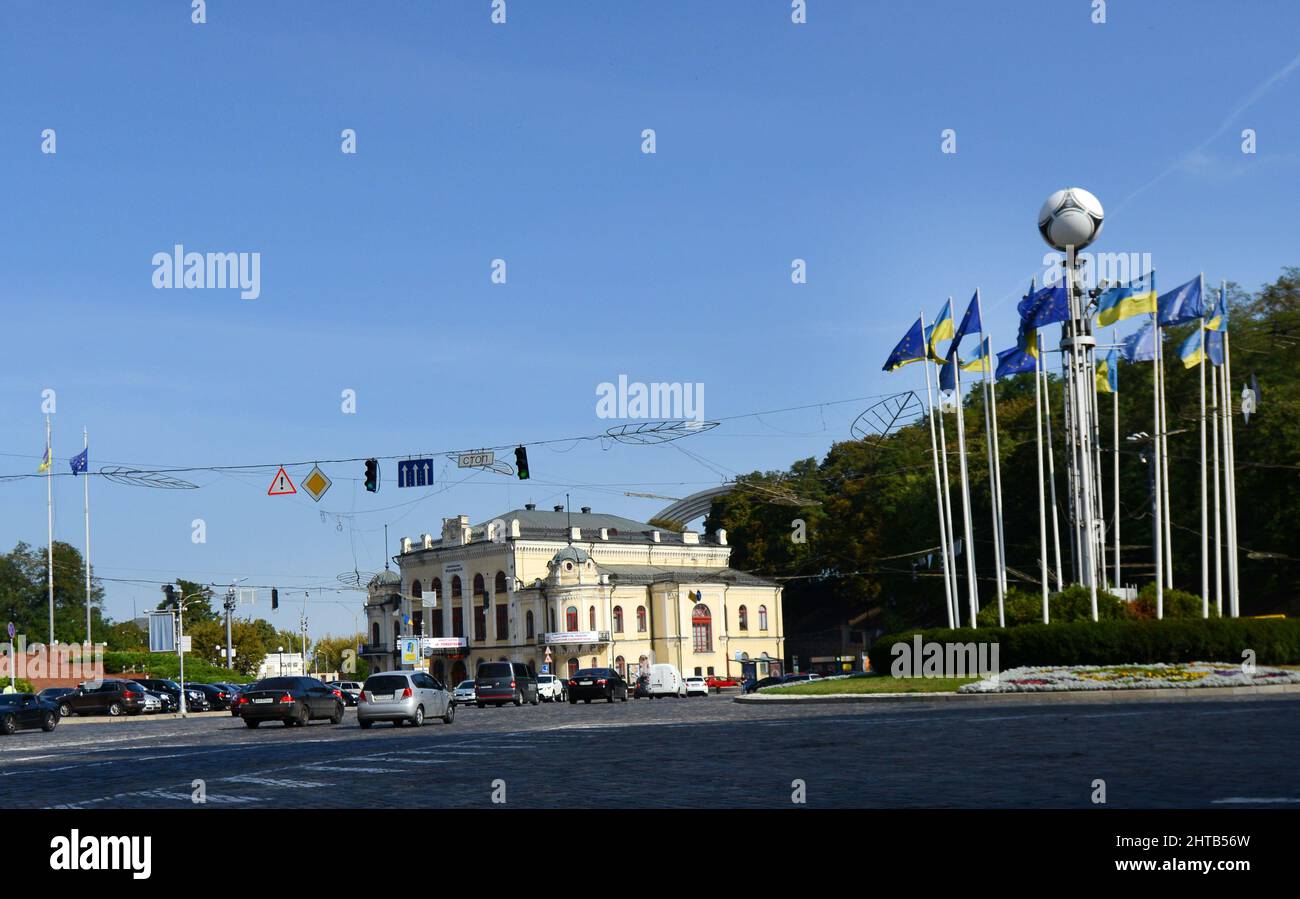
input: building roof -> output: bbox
[549,545,592,565]
[599,564,778,589]
[412,507,718,550]
[369,569,401,588]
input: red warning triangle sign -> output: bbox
[268,466,297,496]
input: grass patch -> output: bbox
[761,675,978,695]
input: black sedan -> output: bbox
[237,677,344,728]
[0,693,60,734]
[184,683,233,711]
[566,668,629,704]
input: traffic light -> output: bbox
[364,458,379,492]
[271,588,279,610]
[514,446,530,480]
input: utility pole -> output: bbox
[223,587,236,670]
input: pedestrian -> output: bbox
[2,682,16,694]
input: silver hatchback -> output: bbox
[357,671,453,729]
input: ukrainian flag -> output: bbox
[1178,325,1208,369]
[961,336,993,373]
[38,442,51,473]
[1205,284,1228,331]
[925,299,954,361]
[1096,349,1118,394]
[1096,271,1157,327]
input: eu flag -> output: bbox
[1018,283,1070,330]
[950,291,981,353]
[69,447,88,475]
[1157,275,1204,326]
[882,317,926,372]
[1120,320,1157,363]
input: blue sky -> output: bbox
[2,0,1297,637]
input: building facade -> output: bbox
[361,506,784,686]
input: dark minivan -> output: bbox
[474,661,539,707]
[57,679,146,717]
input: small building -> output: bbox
[362,506,785,685]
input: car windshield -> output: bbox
[477,663,512,679]
[538,675,553,683]
[364,675,409,693]
[457,681,474,689]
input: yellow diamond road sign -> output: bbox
[301,466,332,502]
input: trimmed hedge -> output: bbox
[99,652,254,683]
[869,616,1300,673]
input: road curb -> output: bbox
[734,683,1300,705]
[57,710,232,725]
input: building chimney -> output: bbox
[599,528,609,541]
[553,504,565,512]
[651,530,661,543]
[525,503,536,511]
[580,506,591,514]
[400,537,412,553]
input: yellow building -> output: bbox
[361,505,784,686]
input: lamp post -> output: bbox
[167,585,211,718]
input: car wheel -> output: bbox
[530,691,539,706]
[42,711,58,732]
[245,719,260,728]
[621,690,628,702]
[294,704,310,726]
[330,702,344,725]
[512,691,522,707]
[359,718,373,729]
[107,701,123,717]
[0,714,16,735]
[58,703,71,718]
[442,702,454,724]
[412,705,424,727]
[606,691,614,704]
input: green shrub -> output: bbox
[1130,584,1217,620]
[100,652,253,683]
[869,616,1300,672]
[5,678,35,693]
[976,585,1128,627]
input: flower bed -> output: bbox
[958,662,1300,693]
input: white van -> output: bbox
[646,663,687,698]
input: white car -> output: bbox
[684,676,709,698]
[536,674,566,702]
[139,692,163,713]
[334,681,363,702]
[451,680,477,706]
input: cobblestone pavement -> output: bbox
[3,693,1297,808]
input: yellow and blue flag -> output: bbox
[1178,325,1208,369]
[995,324,1040,379]
[1096,271,1156,327]
[962,336,993,373]
[38,441,51,473]
[1096,349,1118,394]
[882,317,927,372]
[1157,275,1204,326]
[925,299,954,360]
[1205,283,1228,331]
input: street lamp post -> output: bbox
[169,585,211,718]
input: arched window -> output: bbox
[759,605,769,631]
[372,622,380,645]
[589,606,596,630]
[411,579,422,598]
[526,610,535,639]
[495,571,507,594]
[692,603,712,653]
[615,655,626,677]
[590,656,598,668]
[548,607,556,633]
[637,605,647,632]
[451,576,462,599]
[738,604,748,631]
[473,573,486,598]
[613,606,624,633]
[431,578,442,604]
[567,657,579,677]
[565,606,579,632]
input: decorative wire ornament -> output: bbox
[850,391,924,447]
[98,466,200,489]
[605,420,720,445]
[336,569,378,591]
[735,480,821,507]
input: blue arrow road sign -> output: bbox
[397,458,434,488]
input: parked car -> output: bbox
[138,692,162,713]
[684,676,709,697]
[474,661,539,707]
[229,682,258,717]
[132,678,184,709]
[237,677,344,728]
[333,681,363,703]
[57,680,147,717]
[779,673,817,685]
[645,663,687,698]
[326,682,356,706]
[536,673,567,702]
[632,674,650,698]
[358,671,453,728]
[184,683,232,711]
[705,675,740,692]
[37,687,75,705]
[748,676,784,693]
[0,693,60,734]
[567,668,628,704]
[451,680,477,706]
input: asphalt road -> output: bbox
[3,693,1297,808]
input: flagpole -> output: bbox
[935,378,960,622]
[1041,359,1064,590]
[1211,362,1222,615]
[83,426,92,643]
[1158,328,1174,587]
[1089,333,1107,593]
[1198,276,1208,618]
[920,310,956,629]
[46,416,55,644]
[1223,327,1240,617]
[951,333,979,629]
[976,289,1008,623]
[1112,364,1121,591]
[1152,314,1165,618]
[1034,334,1050,622]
